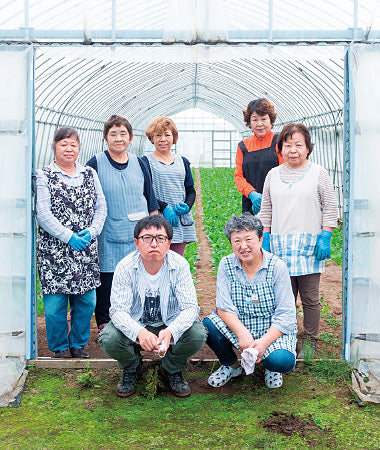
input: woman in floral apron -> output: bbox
[203,214,297,389]
[35,127,106,358]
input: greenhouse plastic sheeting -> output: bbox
[0,46,33,404]
[346,45,380,376]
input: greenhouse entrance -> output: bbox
[31,42,347,360]
[1,39,380,403]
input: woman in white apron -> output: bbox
[203,214,297,389]
[260,123,339,358]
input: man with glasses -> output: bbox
[98,215,207,398]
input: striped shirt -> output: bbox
[109,249,200,344]
[35,162,107,243]
[260,161,338,229]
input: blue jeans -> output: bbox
[43,290,96,352]
[203,317,295,373]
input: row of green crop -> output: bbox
[199,167,343,272]
[199,168,241,272]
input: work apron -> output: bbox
[240,133,279,213]
[207,254,297,359]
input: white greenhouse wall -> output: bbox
[0,47,33,363]
[347,44,380,366]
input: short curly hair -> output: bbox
[52,127,80,151]
[145,116,178,144]
[277,123,314,157]
[103,115,133,140]
[243,98,277,128]
[224,213,263,242]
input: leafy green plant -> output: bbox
[184,241,199,282]
[318,332,341,347]
[36,275,44,316]
[199,168,241,271]
[325,317,341,328]
[330,224,343,266]
[77,361,95,389]
[142,366,164,400]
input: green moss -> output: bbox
[1,366,379,449]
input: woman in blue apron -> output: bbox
[203,214,297,389]
[142,117,196,257]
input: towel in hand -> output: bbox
[241,348,259,375]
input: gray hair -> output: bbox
[224,213,264,241]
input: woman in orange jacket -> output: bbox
[234,98,284,215]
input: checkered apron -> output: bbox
[209,254,297,359]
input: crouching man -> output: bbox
[99,215,207,397]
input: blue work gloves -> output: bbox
[163,206,179,226]
[315,230,332,261]
[173,202,190,215]
[68,233,89,251]
[248,191,262,216]
[77,229,91,244]
[262,232,271,252]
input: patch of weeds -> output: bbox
[296,304,303,317]
[309,355,351,384]
[318,332,341,347]
[330,224,343,266]
[325,317,341,328]
[77,361,95,389]
[301,337,316,367]
[142,366,164,400]
[320,297,330,318]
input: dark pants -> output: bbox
[203,317,295,373]
[291,273,321,341]
[99,321,207,373]
[95,272,113,327]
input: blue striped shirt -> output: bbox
[110,249,200,344]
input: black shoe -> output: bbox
[159,366,191,397]
[117,361,143,398]
[53,348,71,358]
[70,347,89,358]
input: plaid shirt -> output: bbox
[208,251,297,359]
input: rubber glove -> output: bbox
[77,229,91,244]
[163,206,179,226]
[262,232,271,252]
[68,233,88,251]
[248,191,262,216]
[173,202,190,215]
[314,230,332,261]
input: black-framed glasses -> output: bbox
[137,234,168,244]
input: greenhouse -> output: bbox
[1,0,380,406]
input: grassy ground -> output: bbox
[1,362,379,449]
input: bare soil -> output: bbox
[37,169,343,362]
[262,411,335,446]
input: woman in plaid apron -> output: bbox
[260,124,338,358]
[203,214,297,389]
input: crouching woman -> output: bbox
[203,214,297,389]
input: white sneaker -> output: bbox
[208,365,242,387]
[264,369,283,388]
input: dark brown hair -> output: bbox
[145,116,178,144]
[243,98,277,128]
[277,123,314,157]
[52,127,79,151]
[103,115,133,140]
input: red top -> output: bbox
[234,131,284,198]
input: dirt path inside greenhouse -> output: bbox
[37,168,343,360]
